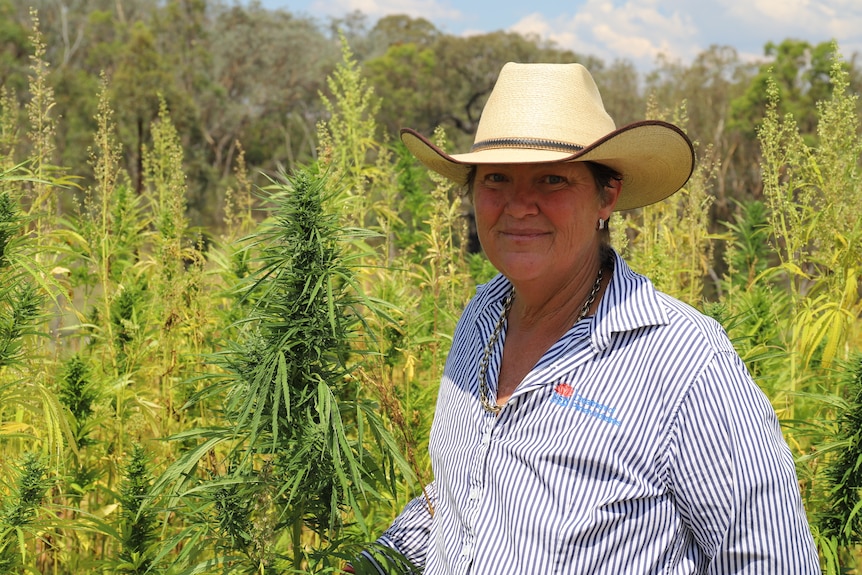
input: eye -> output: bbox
[542,174,568,185]
[482,172,507,184]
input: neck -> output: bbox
[509,258,607,332]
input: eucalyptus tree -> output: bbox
[363,42,443,140]
[0,0,32,98]
[201,2,336,180]
[729,40,853,144]
[646,45,757,217]
[365,14,441,58]
[589,58,643,128]
[111,20,184,195]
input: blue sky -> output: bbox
[261,0,862,72]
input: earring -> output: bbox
[597,218,606,230]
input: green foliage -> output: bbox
[115,444,157,574]
[758,47,862,376]
[730,39,843,141]
[0,0,30,99]
[0,451,52,573]
[722,199,771,285]
[349,543,419,574]
[318,36,383,230]
[24,8,67,239]
[746,47,862,569]
[363,42,440,139]
[0,163,73,481]
[718,200,792,391]
[0,189,43,370]
[0,6,861,570]
[817,354,862,547]
[617,98,716,306]
[58,355,96,433]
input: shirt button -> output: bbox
[461,544,473,560]
[469,486,481,500]
[481,431,492,446]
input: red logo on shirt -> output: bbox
[554,383,574,398]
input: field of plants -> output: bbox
[0,7,861,575]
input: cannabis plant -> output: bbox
[758,48,862,376]
[157,166,411,574]
[616,99,716,306]
[0,188,44,369]
[814,353,862,572]
[0,452,53,573]
[114,444,158,574]
[57,354,98,447]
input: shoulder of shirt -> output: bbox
[596,252,735,355]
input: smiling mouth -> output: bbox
[501,230,548,239]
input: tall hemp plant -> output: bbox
[316,37,443,533]
[23,9,64,240]
[72,73,149,374]
[153,166,412,574]
[0,164,70,458]
[810,354,862,574]
[0,9,77,474]
[317,37,383,233]
[57,72,155,571]
[390,127,475,499]
[0,164,71,574]
[718,199,791,394]
[144,97,209,397]
[0,451,53,573]
[756,49,862,572]
[757,48,862,418]
[615,98,717,306]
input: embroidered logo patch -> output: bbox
[551,384,621,426]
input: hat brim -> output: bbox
[401,120,695,211]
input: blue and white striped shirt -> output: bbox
[370,252,819,574]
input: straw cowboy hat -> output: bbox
[400,62,695,211]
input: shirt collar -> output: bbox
[476,250,668,352]
[590,250,669,352]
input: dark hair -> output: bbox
[583,161,622,205]
[465,165,477,195]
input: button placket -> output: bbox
[462,415,496,557]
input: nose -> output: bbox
[504,179,539,218]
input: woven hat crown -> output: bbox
[472,63,615,155]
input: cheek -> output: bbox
[473,192,501,223]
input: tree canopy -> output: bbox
[2,0,860,230]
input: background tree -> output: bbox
[647,46,757,218]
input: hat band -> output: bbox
[471,137,584,154]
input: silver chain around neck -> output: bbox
[478,268,604,414]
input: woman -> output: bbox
[350,62,819,574]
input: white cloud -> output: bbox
[718,0,862,41]
[711,0,862,68]
[308,0,462,22]
[506,0,862,71]
[509,0,703,69]
[298,0,862,68]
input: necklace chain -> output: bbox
[478,268,604,414]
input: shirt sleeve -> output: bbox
[664,350,821,573]
[359,481,436,573]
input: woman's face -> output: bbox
[473,161,619,287]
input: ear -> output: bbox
[600,177,622,218]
